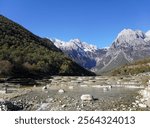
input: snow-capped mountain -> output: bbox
[51,28,150,74]
[145,30,150,42]
[94,29,150,74]
[146,30,150,37]
[53,38,97,53]
[52,38,107,69]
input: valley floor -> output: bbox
[0,74,150,111]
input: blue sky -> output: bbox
[0,0,150,48]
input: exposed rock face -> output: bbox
[95,29,150,74]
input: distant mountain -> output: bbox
[0,15,95,78]
[94,29,150,74]
[52,38,107,69]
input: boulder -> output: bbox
[138,103,147,108]
[42,86,47,91]
[80,85,88,87]
[58,89,65,93]
[0,100,23,111]
[33,85,37,88]
[81,94,93,101]
[0,90,6,94]
[103,87,109,92]
[68,86,74,89]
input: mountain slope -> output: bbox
[0,15,95,78]
[95,29,150,74]
[52,38,107,69]
[111,58,150,75]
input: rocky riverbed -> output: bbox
[0,75,150,111]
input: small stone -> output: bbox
[46,98,54,103]
[140,99,145,102]
[108,85,112,89]
[58,89,65,93]
[103,87,109,92]
[62,104,66,108]
[0,98,5,102]
[42,86,47,91]
[138,103,147,108]
[33,85,37,88]
[80,85,88,87]
[0,90,6,94]
[135,100,140,103]
[81,94,93,101]
[68,86,74,89]
[37,103,49,111]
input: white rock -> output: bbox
[148,80,150,84]
[81,94,93,101]
[33,85,37,88]
[140,99,145,102]
[103,87,109,92]
[138,103,147,108]
[108,85,112,89]
[42,86,47,91]
[92,85,102,88]
[80,85,88,87]
[0,90,6,94]
[37,103,49,111]
[46,98,54,102]
[68,86,74,89]
[58,89,65,93]
[0,98,5,102]
[135,100,140,103]
[62,104,66,108]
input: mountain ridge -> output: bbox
[52,38,107,69]
[95,28,150,74]
[52,28,150,75]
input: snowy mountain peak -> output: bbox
[70,38,81,43]
[52,38,98,52]
[51,38,107,69]
[68,38,98,52]
[113,29,147,48]
[95,28,150,74]
[116,29,146,40]
[117,29,134,36]
[146,30,150,37]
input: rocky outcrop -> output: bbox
[0,99,24,111]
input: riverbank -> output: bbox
[138,80,150,108]
[0,75,150,111]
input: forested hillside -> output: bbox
[0,15,95,78]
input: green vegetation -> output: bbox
[111,58,150,76]
[0,15,95,78]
